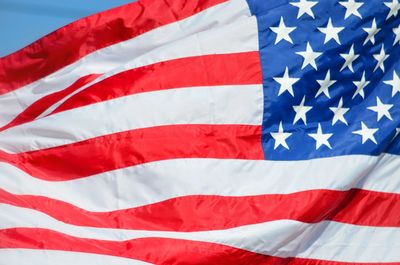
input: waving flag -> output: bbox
[0,0,400,264]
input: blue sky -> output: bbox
[0,0,134,57]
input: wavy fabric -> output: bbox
[0,0,399,264]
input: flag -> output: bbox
[0,0,399,264]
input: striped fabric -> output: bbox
[0,0,399,264]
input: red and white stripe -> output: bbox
[0,0,257,128]
[0,0,399,264]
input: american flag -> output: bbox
[0,0,399,264]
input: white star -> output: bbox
[318,18,344,44]
[270,122,292,150]
[296,42,322,70]
[270,17,296,44]
[395,128,400,139]
[290,0,318,18]
[340,44,360,72]
[293,96,313,125]
[384,71,400,97]
[329,97,350,125]
[352,122,378,144]
[316,70,336,98]
[339,0,364,19]
[393,25,400,45]
[363,19,381,45]
[352,71,370,99]
[384,0,400,20]
[367,97,393,121]
[308,123,333,149]
[373,45,389,72]
[273,67,299,97]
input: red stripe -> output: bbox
[1,188,398,230]
[6,125,263,181]
[51,52,262,115]
[1,228,397,265]
[0,0,226,93]
[0,74,100,132]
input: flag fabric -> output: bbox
[0,0,399,264]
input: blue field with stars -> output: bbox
[247,0,400,160]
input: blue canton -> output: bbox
[247,0,400,160]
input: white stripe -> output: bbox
[0,249,153,265]
[0,85,263,153]
[0,0,257,127]
[0,154,399,211]
[1,204,399,263]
